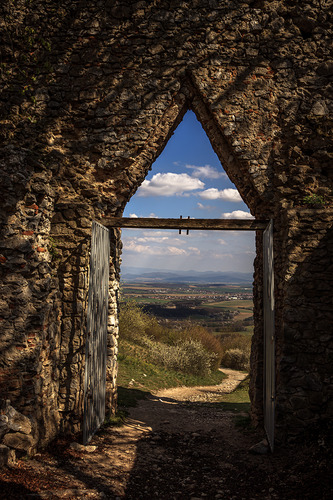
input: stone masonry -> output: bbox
[0,0,332,456]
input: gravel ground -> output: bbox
[0,371,332,499]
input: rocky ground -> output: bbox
[0,370,332,499]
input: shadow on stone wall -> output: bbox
[275,217,333,437]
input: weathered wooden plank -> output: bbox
[83,221,110,445]
[102,217,269,231]
[263,220,275,452]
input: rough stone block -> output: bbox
[0,444,16,467]
[6,405,32,434]
[0,415,9,439]
[3,432,35,453]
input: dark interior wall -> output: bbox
[274,209,333,440]
[0,0,332,447]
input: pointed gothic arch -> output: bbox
[112,79,273,220]
[100,88,274,443]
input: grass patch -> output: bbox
[222,376,250,403]
[211,401,250,413]
[204,300,253,321]
[103,410,128,427]
[117,387,150,408]
[220,377,250,412]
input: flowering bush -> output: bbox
[140,335,218,376]
[221,348,249,371]
[219,332,251,370]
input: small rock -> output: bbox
[70,442,97,453]
[316,60,333,76]
[310,101,328,116]
[249,439,270,455]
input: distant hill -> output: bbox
[121,266,253,284]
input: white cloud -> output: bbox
[137,173,204,197]
[218,239,227,245]
[136,236,169,243]
[211,252,236,260]
[128,212,157,218]
[197,202,213,211]
[123,240,188,256]
[221,210,254,219]
[186,164,226,179]
[167,246,187,255]
[198,188,242,202]
[143,230,174,237]
[123,242,155,254]
[188,246,201,255]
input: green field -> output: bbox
[204,299,253,321]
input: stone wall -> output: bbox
[274,208,333,439]
[0,0,332,453]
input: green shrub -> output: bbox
[218,333,251,371]
[218,320,247,333]
[219,332,251,352]
[140,335,218,376]
[221,348,249,371]
[118,338,226,391]
[118,300,153,341]
[302,192,325,206]
[119,301,223,375]
[181,323,223,370]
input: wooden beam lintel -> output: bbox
[102,217,269,231]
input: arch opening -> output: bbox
[107,103,271,445]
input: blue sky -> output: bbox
[122,110,255,273]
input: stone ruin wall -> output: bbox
[0,0,332,457]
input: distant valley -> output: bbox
[121,266,253,284]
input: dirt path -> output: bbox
[0,369,331,499]
[156,368,248,403]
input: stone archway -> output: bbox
[0,1,332,455]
